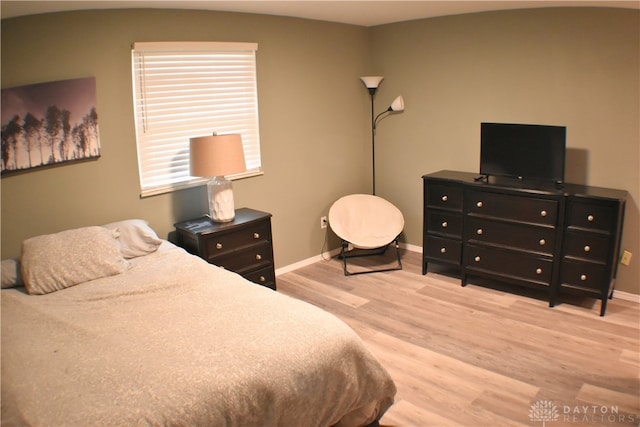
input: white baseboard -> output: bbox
[275,248,341,276]
[276,244,640,304]
[614,290,640,303]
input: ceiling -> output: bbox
[1,0,638,26]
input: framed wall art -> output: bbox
[1,77,100,175]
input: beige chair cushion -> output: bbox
[328,194,405,250]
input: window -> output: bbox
[132,42,261,197]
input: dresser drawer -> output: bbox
[466,217,556,255]
[426,183,463,211]
[427,211,462,238]
[425,235,462,265]
[204,221,271,256]
[560,260,607,291]
[566,200,615,232]
[209,240,274,272]
[466,190,558,226]
[563,231,610,263]
[465,244,553,285]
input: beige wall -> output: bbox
[370,7,639,294]
[2,7,639,294]
[1,9,370,266]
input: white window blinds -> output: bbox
[132,41,261,197]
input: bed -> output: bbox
[1,220,396,426]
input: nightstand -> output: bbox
[174,208,276,290]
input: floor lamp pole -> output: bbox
[370,92,376,196]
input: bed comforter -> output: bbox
[1,242,395,426]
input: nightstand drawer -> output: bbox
[209,241,274,272]
[205,221,271,256]
[243,266,276,290]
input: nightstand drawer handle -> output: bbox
[441,221,448,228]
[441,195,448,202]
[254,232,260,239]
[536,268,543,275]
[581,274,587,281]
[476,201,483,208]
[255,254,262,260]
[584,245,591,252]
[474,256,481,262]
[539,239,546,246]
[540,210,547,217]
[440,247,447,254]
[216,243,223,250]
[259,276,266,282]
[476,228,483,235]
[587,215,595,222]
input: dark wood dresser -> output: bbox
[174,208,276,290]
[422,170,627,315]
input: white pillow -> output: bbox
[102,219,162,259]
[21,226,129,295]
[1,258,22,289]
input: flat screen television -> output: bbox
[480,122,566,184]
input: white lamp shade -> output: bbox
[360,76,384,89]
[390,95,405,112]
[190,134,247,177]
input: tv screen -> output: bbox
[480,122,566,184]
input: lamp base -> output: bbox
[207,176,236,222]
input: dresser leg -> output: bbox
[600,292,608,316]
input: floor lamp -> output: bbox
[360,76,405,195]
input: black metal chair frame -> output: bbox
[338,236,403,276]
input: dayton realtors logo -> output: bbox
[529,400,559,426]
[529,400,639,425]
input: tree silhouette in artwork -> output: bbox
[59,109,71,162]
[1,115,22,170]
[45,105,63,164]
[23,113,43,168]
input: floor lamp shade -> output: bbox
[190,134,247,222]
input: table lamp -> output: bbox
[190,133,247,222]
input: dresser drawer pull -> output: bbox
[476,228,483,235]
[536,268,543,275]
[259,275,266,282]
[580,274,587,281]
[441,221,448,228]
[441,195,448,202]
[539,239,546,246]
[474,256,481,262]
[584,245,591,252]
[587,214,595,222]
[255,254,262,260]
[540,210,547,217]
[216,243,223,250]
[253,232,260,239]
[440,247,447,254]
[476,201,483,208]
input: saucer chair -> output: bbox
[328,194,405,276]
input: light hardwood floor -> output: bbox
[276,250,640,427]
